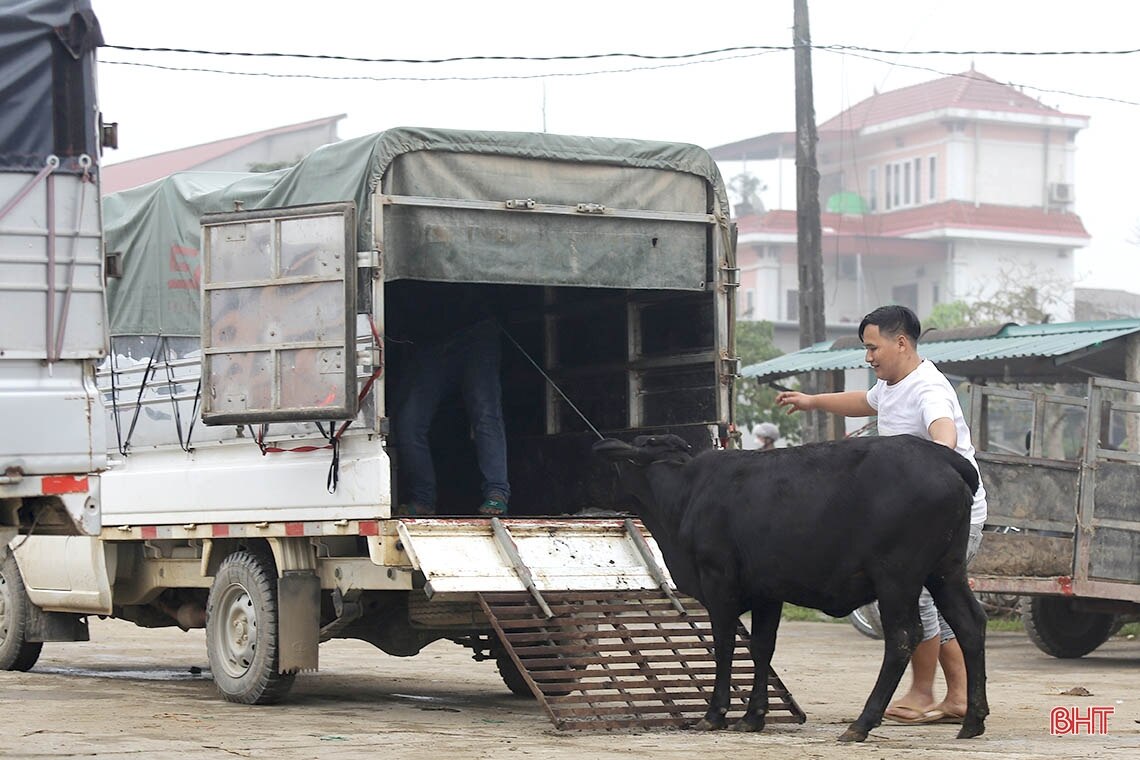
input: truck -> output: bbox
[967,378,1140,657]
[0,0,109,544]
[2,126,748,710]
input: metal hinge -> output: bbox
[505,198,536,210]
[576,203,608,214]
[720,355,742,381]
[721,265,741,288]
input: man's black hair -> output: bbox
[858,305,921,343]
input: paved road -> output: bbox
[1,617,1137,759]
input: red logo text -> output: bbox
[1050,705,1113,735]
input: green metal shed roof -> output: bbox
[742,319,1140,384]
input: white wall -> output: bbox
[976,140,1046,206]
[950,241,1076,321]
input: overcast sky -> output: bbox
[93,0,1138,294]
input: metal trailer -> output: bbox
[1,130,812,728]
[0,0,109,540]
[968,377,1140,657]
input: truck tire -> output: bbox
[206,550,295,704]
[1021,596,1117,659]
[0,551,43,671]
[496,650,534,697]
[847,602,884,640]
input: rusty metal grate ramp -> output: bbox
[478,589,806,730]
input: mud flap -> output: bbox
[277,571,320,673]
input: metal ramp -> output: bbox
[478,588,807,730]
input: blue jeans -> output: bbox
[391,318,510,509]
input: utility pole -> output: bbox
[793,0,829,443]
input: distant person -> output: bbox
[387,281,510,517]
[775,304,987,726]
[753,422,780,450]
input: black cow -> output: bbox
[593,433,988,742]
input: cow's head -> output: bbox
[592,434,693,467]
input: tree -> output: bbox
[926,263,1070,329]
[728,171,766,216]
[735,321,798,443]
[924,301,973,330]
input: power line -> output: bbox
[100,49,1139,109]
[823,48,1140,108]
[822,43,1140,57]
[103,42,1140,63]
[100,50,780,83]
[102,43,788,64]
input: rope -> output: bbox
[498,321,605,441]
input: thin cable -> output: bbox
[100,49,779,82]
[823,48,1140,108]
[821,43,1140,57]
[103,42,1140,63]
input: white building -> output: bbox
[713,68,1090,350]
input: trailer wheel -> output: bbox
[206,550,295,704]
[847,602,884,640]
[1021,596,1117,659]
[0,551,43,671]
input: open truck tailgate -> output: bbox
[395,518,674,597]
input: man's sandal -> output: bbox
[477,498,508,516]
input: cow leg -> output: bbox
[732,598,782,732]
[928,575,989,738]
[839,587,923,742]
[694,591,740,731]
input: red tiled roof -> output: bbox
[738,201,1089,240]
[819,71,1085,132]
[101,114,346,194]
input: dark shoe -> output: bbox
[477,497,508,516]
[395,502,436,517]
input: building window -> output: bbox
[932,282,940,305]
[868,167,878,212]
[786,289,799,322]
[744,288,755,317]
[883,159,925,210]
[929,156,937,201]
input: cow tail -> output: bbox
[941,447,980,496]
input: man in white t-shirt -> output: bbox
[775,304,987,726]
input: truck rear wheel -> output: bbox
[206,550,295,704]
[0,551,43,671]
[1021,596,1117,659]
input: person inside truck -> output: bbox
[775,304,988,726]
[386,280,510,517]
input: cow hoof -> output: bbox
[694,717,727,731]
[837,726,868,743]
[957,720,985,739]
[731,716,765,732]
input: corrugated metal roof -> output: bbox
[742,319,1140,383]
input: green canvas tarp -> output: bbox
[103,127,730,336]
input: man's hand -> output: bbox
[775,391,814,414]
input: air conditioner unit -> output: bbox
[1049,182,1074,203]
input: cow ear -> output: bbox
[592,438,638,462]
